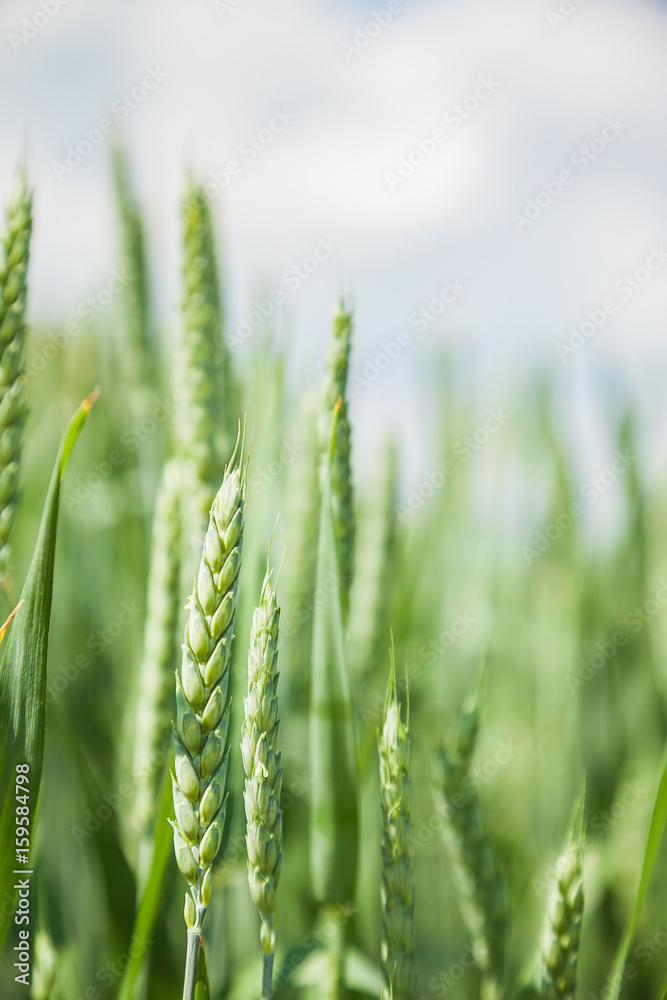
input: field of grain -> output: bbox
[0,149,667,1000]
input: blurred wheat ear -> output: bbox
[318,302,356,621]
[177,178,235,519]
[536,792,585,1000]
[131,458,183,882]
[379,645,415,1000]
[0,169,32,594]
[433,673,508,1000]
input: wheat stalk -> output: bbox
[171,430,246,1000]
[433,684,507,1000]
[379,650,415,1000]
[349,439,397,681]
[242,560,283,1000]
[537,797,585,1000]
[318,302,355,619]
[131,459,182,879]
[284,402,319,709]
[0,169,32,588]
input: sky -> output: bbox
[2,0,667,490]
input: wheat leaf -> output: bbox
[0,390,98,953]
[608,737,667,1000]
[309,429,359,906]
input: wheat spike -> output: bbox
[379,651,415,1000]
[177,179,235,506]
[0,169,32,585]
[242,560,283,1000]
[171,430,245,995]
[433,684,507,1000]
[537,796,585,1000]
[318,302,355,618]
[131,459,182,878]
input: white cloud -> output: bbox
[2,0,667,472]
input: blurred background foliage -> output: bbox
[2,150,667,1000]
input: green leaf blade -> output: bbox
[0,391,97,952]
[608,737,667,1000]
[309,451,359,906]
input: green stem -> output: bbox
[262,952,275,1000]
[325,908,346,1000]
[182,929,202,1000]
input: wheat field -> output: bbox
[0,144,666,1000]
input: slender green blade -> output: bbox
[194,941,211,1000]
[309,436,359,905]
[0,390,98,952]
[117,758,175,1000]
[608,737,667,999]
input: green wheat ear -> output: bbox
[318,301,355,620]
[433,671,508,1000]
[379,644,415,1000]
[177,177,235,515]
[171,427,246,997]
[131,459,182,879]
[537,792,585,1000]
[0,168,32,588]
[242,557,283,1000]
